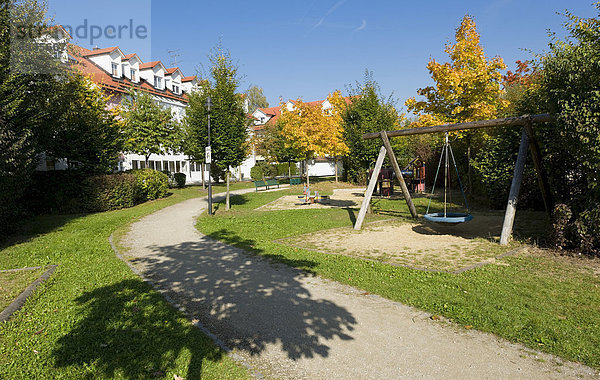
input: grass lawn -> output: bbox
[197,183,600,369]
[0,267,47,311]
[0,187,249,380]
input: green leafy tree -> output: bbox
[121,89,179,166]
[0,0,68,236]
[246,85,268,112]
[44,73,122,173]
[342,72,400,184]
[253,120,303,177]
[184,46,247,210]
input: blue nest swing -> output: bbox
[424,132,473,225]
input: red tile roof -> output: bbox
[139,61,163,70]
[68,44,188,103]
[165,67,179,74]
[182,76,197,82]
[81,46,121,57]
[123,53,140,61]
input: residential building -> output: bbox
[249,98,351,178]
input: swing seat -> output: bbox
[423,212,473,225]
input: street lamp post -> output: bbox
[206,96,213,216]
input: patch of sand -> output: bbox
[257,188,365,211]
[280,216,513,272]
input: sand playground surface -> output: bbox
[256,188,365,211]
[277,217,515,272]
[258,188,530,272]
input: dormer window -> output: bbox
[165,78,171,90]
[130,69,137,82]
[173,85,179,94]
[154,76,162,89]
[111,63,118,77]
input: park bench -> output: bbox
[266,179,280,189]
[289,178,301,185]
[254,180,267,191]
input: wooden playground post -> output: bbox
[354,146,387,230]
[356,114,554,244]
[380,131,418,219]
[500,128,529,245]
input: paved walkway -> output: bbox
[122,188,598,379]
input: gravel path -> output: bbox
[121,188,598,379]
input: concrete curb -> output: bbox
[0,265,57,323]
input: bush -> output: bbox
[22,171,88,215]
[250,163,277,181]
[173,173,186,188]
[131,169,168,202]
[275,162,299,177]
[250,165,263,181]
[83,173,137,212]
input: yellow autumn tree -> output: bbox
[405,15,508,193]
[279,91,349,183]
[405,15,508,126]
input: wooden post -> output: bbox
[525,123,553,216]
[380,131,418,219]
[354,146,387,230]
[500,128,529,245]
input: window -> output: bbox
[155,161,162,171]
[130,69,137,82]
[140,161,146,169]
[148,161,155,170]
[175,161,181,173]
[173,85,179,94]
[154,76,162,89]
[111,63,118,76]
[132,160,139,170]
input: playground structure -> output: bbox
[354,114,553,246]
[368,159,426,197]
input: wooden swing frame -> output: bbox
[353,114,553,246]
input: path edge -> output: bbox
[0,265,58,323]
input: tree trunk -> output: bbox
[334,157,338,182]
[306,160,310,186]
[288,162,291,178]
[225,171,230,211]
[201,163,206,189]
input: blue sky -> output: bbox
[47,0,597,111]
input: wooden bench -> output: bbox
[289,178,301,185]
[254,180,267,191]
[266,179,280,189]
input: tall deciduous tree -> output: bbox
[278,91,349,184]
[184,46,247,210]
[405,15,508,192]
[342,72,400,184]
[121,89,179,166]
[245,85,268,112]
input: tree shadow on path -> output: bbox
[134,231,357,361]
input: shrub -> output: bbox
[173,173,186,188]
[83,173,137,212]
[250,165,263,181]
[275,162,299,177]
[22,171,87,215]
[131,169,168,202]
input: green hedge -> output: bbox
[131,169,169,202]
[251,162,298,181]
[82,173,137,212]
[19,169,169,217]
[173,173,186,188]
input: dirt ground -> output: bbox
[279,216,513,272]
[257,188,365,211]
